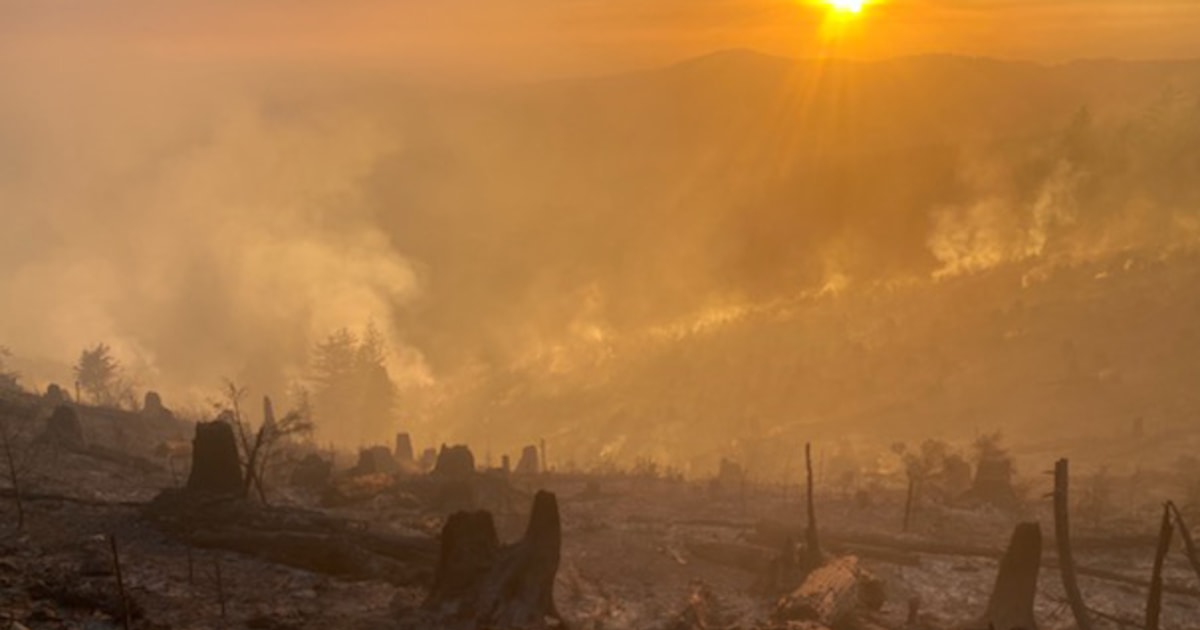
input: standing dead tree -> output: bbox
[0,414,26,529]
[1054,459,1093,630]
[1147,503,1174,630]
[217,381,312,503]
[1168,501,1200,583]
[804,442,821,568]
[109,534,132,630]
[902,471,916,533]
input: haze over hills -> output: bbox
[3,50,1200,468]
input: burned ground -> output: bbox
[2,389,1198,629]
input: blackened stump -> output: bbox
[430,511,500,604]
[433,444,476,479]
[426,491,565,629]
[980,522,1041,630]
[395,432,415,464]
[39,405,85,450]
[355,445,398,475]
[515,445,540,475]
[186,420,243,495]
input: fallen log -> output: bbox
[772,556,884,628]
[755,521,1157,555]
[687,538,919,575]
[189,528,431,585]
[146,489,437,586]
[0,488,143,508]
[753,521,1200,598]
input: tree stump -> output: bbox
[186,420,244,495]
[515,445,540,475]
[979,522,1041,630]
[430,511,500,605]
[290,453,332,488]
[38,405,85,450]
[426,490,565,629]
[969,456,1018,508]
[141,391,175,422]
[395,433,415,464]
[434,444,476,479]
[44,383,70,406]
[355,445,398,475]
[419,447,438,472]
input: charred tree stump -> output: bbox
[515,445,540,475]
[395,433,415,464]
[1147,503,1174,630]
[290,454,332,488]
[980,522,1041,630]
[39,405,85,450]
[354,445,399,475]
[1054,459,1093,630]
[434,444,477,479]
[186,420,244,495]
[427,491,565,629]
[430,511,500,604]
[478,491,563,627]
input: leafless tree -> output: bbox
[217,380,313,504]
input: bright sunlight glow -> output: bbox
[826,0,866,13]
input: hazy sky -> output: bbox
[4,0,1200,81]
[3,0,1200,452]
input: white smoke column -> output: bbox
[929,158,1084,279]
[0,69,429,417]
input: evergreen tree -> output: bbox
[74,343,122,405]
[310,324,398,442]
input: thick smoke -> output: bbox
[0,67,428,432]
[3,53,1200,459]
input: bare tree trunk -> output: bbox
[804,442,821,567]
[902,472,915,533]
[1168,501,1200,584]
[109,535,132,630]
[1054,459,1093,630]
[1147,503,1174,630]
[1,422,23,529]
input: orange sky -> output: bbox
[4,0,1200,79]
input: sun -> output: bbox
[826,0,866,13]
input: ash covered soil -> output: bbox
[2,394,1199,629]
